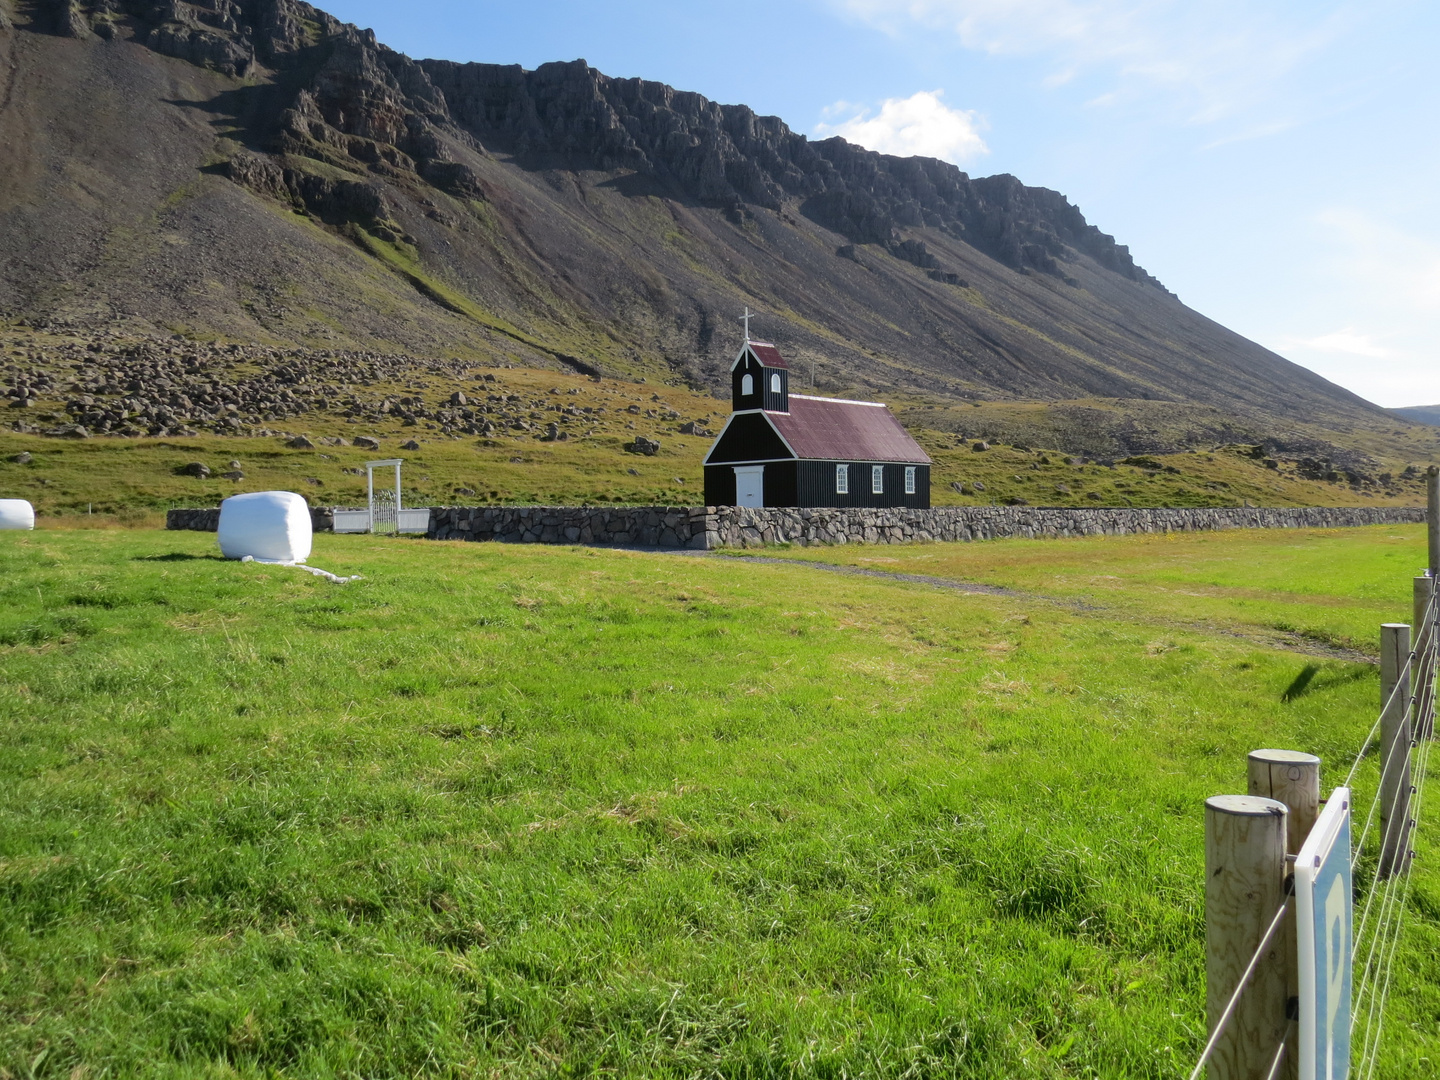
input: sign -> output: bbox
[1296,786,1352,1080]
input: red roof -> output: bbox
[769,395,932,464]
[746,342,788,369]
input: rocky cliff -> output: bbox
[0,0,1415,455]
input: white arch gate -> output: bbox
[332,459,431,534]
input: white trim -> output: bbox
[702,410,799,465]
[872,464,884,494]
[789,393,887,408]
[835,463,849,494]
[905,466,917,494]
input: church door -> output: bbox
[733,466,764,508]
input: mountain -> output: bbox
[0,0,1425,458]
[1391,406,1440,428]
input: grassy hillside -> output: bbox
[4,333,1436,517]
[1,525,1434,1077]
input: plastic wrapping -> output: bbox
[0,499,35,530]
[217,491,312,563]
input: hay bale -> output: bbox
[217,491,312,563]
[0,499,35,530]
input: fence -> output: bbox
[1189,467,1439,1079]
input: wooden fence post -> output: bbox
[1429,465,1439,578]
[1247,750,1320,1080]
[1205,795,1289,1079]
[1415,575,1436,741]
[1379,623,1413,879]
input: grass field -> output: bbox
[1,525,1436,1077]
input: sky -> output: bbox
[321,0,1439,408]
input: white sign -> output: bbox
[1296,786,1352,1080]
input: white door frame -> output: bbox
[733,465,765,508]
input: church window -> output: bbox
[872,465,884,494]
[741,373,754,396]
[770,373,781,393]
[905,467,916,494]
[835,464,849,494]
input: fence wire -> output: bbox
[1348,584,1436,1075]
[1185,582,1436,1079]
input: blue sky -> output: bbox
[322,0,1439,408]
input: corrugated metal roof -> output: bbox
[769,395,932,463]
[746,342,788,369]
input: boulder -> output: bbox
[9,452,32,465]
[972,441,989,451]
[286,434,315,448]
[179,461,211,478]
[629,436,660,456]
[353,436,381,450]
[399,439,420,450]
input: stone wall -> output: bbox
[166,506,335,533]
[168,503,1425,548]
[425,503,1425,549]
[428,506,711,547]
[704,505,1426,548]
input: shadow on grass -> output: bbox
[133,553,226,562]
[1281,662,1373,702]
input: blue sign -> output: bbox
[1296,787,1352,1080]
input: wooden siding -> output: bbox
[704,412,793,464]
[704,461,929,508]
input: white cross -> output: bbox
[739,307,756,342]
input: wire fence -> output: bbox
[1186,583,1437,1078]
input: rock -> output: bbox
[8,397,30,409]
[287,435,315,448]
[353,436,381,450]
[400,439,420,450]
[627,468,640,476]
[972,441,990,452]
[679,420,712,436]
[305,477,324,486]
[1055,484,1071,494]
[629,436,660,456]
[450,391,467,406]
[49,424,90,439]
[950,481,965,494]
[543,422,560,441]
[9,452,32,465]
[229,460,242,469]
[220,470,244,481]
[972,481,986,492]
[179,461,211,478]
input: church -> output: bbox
[702,335,932,509]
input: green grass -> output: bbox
[758,524,1435,655]
[0,527,1436,1077]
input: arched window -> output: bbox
[835,464,849,494]
[741,373,754,396]
[770,373,781,393]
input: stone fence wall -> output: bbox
[168,503,1424,548]
[429,506,710,547]
[427,503,1424,549]
[166,506,335,533]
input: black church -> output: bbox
[702,339,932,508]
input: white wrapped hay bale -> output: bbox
[217,491,312,564]
[0,499,35,530]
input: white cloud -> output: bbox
[1262,208,1440,406]
[813,90,989,164]
[1279,328,1391,358]
[830,0,1358,126]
